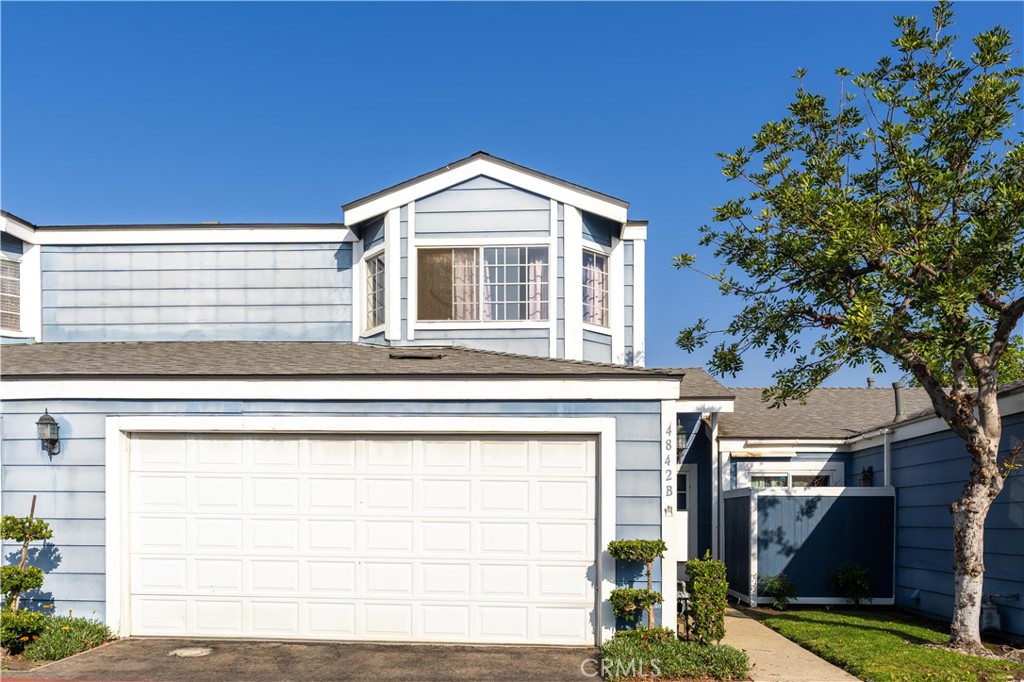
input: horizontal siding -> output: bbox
[850,410,1024,635]
[2,232,24,255]
[581,212,617,248]
[41,243,352,343]
[414,328,550,357]
[416,176,550,240]
[624,242,634,365]
[362,215,385,251]
[583,329,612,364]
[2,397,672,617]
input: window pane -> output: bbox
[481,247,547,321]
[365,255,385,329]
[582,250,608,326]
[418,249,478,320]
[750,475,788,489]
[792,474,830,488]
[0,259,19,332]
[677,473,688,511]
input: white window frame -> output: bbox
[415,243,551,327]
[736,461,840,490]
[1,253,22,333]
[363,248,385,333]
[582,244,611,331]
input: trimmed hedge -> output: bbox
[687,551,728,644]
[600,633,749,681]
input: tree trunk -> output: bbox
[948,437,1004,654]
[646,560,655,629]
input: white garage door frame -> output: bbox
[105,415,618,645]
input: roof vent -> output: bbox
[893,380,906,421]
[388,350,445,360]
[866,377,875,388]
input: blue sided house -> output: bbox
[0,152,734,646]
[5,151,1020,644]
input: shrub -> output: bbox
[24,613,113,661]
[609,587,663,624]
[608,539,666,628]
[1,608,47,654]
[759,574,798,610]
[2,502,54,611]
[687,551,728,644]
[600,634,749,681]
[834,563,873,605]
[609,626,678,643]
[1,566,44,609]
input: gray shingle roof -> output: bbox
[0,341,730,399]
[719,386,935,440]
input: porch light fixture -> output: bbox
[36,410,60,456]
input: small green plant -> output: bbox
[609,587,663,624]
[600,633,749,681]
[687,551,728,644]
[608,539,666,629]
[0,608,47,654]
[759,574,797,610]
[833,563,873,605]
[2,497,54,611]
[24,613,113,661]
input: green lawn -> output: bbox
[760,609,1024,682]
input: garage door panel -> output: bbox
[307,518,356,551]
[365,440,413,468]
[309,478,356,511]
[251,518,299,551]
[422,479,472,512]
[252,601,299,635]
[480,441,529,472]
[250,477,299,511]
[129,434,598,644]
[132,516,187,550]
[195,517,243,551]
[195,476,242,511]
[422,441,471,470]
[364,479,414,511]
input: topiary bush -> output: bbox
[759,574,797,610]
[2,499,54,611]
[608,539,667,629]
[609,587,663,624]
[834,563,873,605]
[1,608,47,654]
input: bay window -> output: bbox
[417,246,548,322]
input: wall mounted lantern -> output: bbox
[36,409,60,456]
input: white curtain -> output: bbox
[584,254,608,326]
[452,250,478,320]
[527,256,546,321]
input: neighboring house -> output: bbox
[704,383,1024,637]
[0,152,734,646]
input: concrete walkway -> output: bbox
[722,608,860,682]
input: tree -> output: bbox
[675,2,1023,654]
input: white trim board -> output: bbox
[343,157,628,226]
[5,377,682,401]
[5,225,356,246]
[104,415,619,645]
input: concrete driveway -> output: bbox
[9,638,600,682]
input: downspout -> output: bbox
[710,413,721,559]
[883,428,892,487]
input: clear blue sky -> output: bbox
[3,2,1021,386]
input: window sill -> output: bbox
[582,322,612,335]
[414,320,550,330]
[361,324,385,337]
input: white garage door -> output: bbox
[127,433,597,644]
